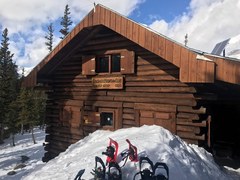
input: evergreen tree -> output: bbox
[0,28,18,144]
[17,88,46,144]
[59,4,72,39]
[17,87,29,135]
[6,101,19,146]
[45,23,54,52]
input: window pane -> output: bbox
[111,54,120,72]
[100,112,113,126]
[96,56,109,73]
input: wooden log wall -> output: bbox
[43,32,210,161]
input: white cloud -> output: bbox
[148,0,240,53]
[0,0,144,70]
[148,20,169,35]
[4,0,239,72]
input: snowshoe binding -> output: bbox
[74,169,85,180]
[134,156,154,180]
[107,161,122,180]
[91,156,106,180]
[153,162,169,180]
[133,156,169,180]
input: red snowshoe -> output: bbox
[102,138,119,165]
[119,139,138,167]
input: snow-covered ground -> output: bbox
[0,125,240,180]
[0,129,45,180]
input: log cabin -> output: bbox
[22,4,240,162]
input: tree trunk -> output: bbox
[11,133,15,146]
[31,126,36,144]
[21,123,24,135]
[0,125,4,144]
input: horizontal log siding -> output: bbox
[43,35,208,161]
[43,57,84,160]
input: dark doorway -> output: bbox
[210,103,240,158]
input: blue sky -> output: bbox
[0,0,239,72]
[129,0,190,23]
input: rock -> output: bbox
[7,171,16,175]
[21,155,30,163]
[14,163,26,170]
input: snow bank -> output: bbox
[22,125,233,180]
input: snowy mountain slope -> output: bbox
[19,125,238,180]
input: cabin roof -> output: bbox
[22,4,240,87]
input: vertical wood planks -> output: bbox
[206,61,215,82]
[93,5,100,25]
[224,60,232,83]
[82,56,96,75]
[173,43,181,67]
[132,22,139,44]
[99,5,105,24]
[145,29,152,51]
[121,50,135,74]
[138,25,145,46]
[214,57,240,84]
[88,11,94,27]
[120,16,127,37]
[165,40,173,63]
[126,19,133,41]
[158,36,166,59]
[109,11,116,30]
[104,8,110,27]
[151,33,159,55]
[179,47,189,82]
[135,110,140,126]
[215,58,223,81]
[188,52,197,82]
[196,60,207,82]
[82,15,88,28]
[115,14,121,33]
[236,61,240,83]
[115,107,123,129]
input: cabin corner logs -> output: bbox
[42,45,212,162]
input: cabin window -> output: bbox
[82,50,135,75]
[111,54,121,72]
[96,54,120,73]
[100,112,114,126]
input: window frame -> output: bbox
[95,53,121,74]
[99,108,115,129]
[82,49,135,76]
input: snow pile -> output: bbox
[22,125,234,180]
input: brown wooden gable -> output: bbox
[22,4,240,87]
[205,55,240,84]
